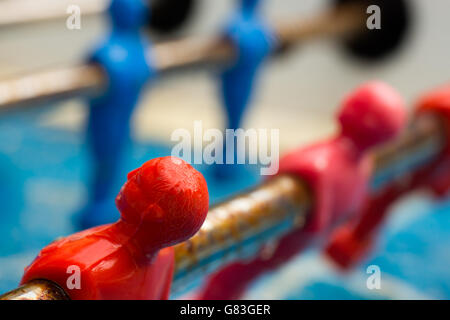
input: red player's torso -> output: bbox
[324,136,372,219]
[280,135,372,226]
[21,224,175,300]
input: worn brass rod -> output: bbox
[0,3,365,112]
[0,279,69,300]
[170,115,447,294]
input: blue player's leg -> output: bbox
[216,69,255,179]
[77,94,137,229]
[75,1,155,229]
[215,0,275,179]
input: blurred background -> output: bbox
[0,0,449,299]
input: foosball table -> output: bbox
[0,0,449,300]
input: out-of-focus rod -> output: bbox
[0,3,365,112]
[0,114,447,300]
[0,0,107,27]
[0,65,105,111]
[171,114,447,294]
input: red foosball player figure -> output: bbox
[326,83,450,269]
[196,81,407,299]
[21,157,209,300]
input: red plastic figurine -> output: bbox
[326,83,450,269]
[197,81,407,299]
[21,157,209,300]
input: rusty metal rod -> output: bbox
[0,280,69,300]
[1,113,446,300]
[171,114,447,294]
[0,3,366,112]
[172,174,312,294]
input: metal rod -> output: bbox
[0,279,69,300]
[0,3,366,112]
[170,115,447,294]
[0,114,447,300]
[172,174,312,293]
[0,65,105,112]
[371,114,446,190]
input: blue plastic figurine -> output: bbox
[216,0,276,178]
[77,0,156,229]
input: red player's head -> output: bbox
[116,156,209,250]
[417,84,450,114]
[338,81,407,150]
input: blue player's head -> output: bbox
[109,0,149,30]
[241,0,261,13]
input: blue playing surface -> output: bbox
[0,109,449,299]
